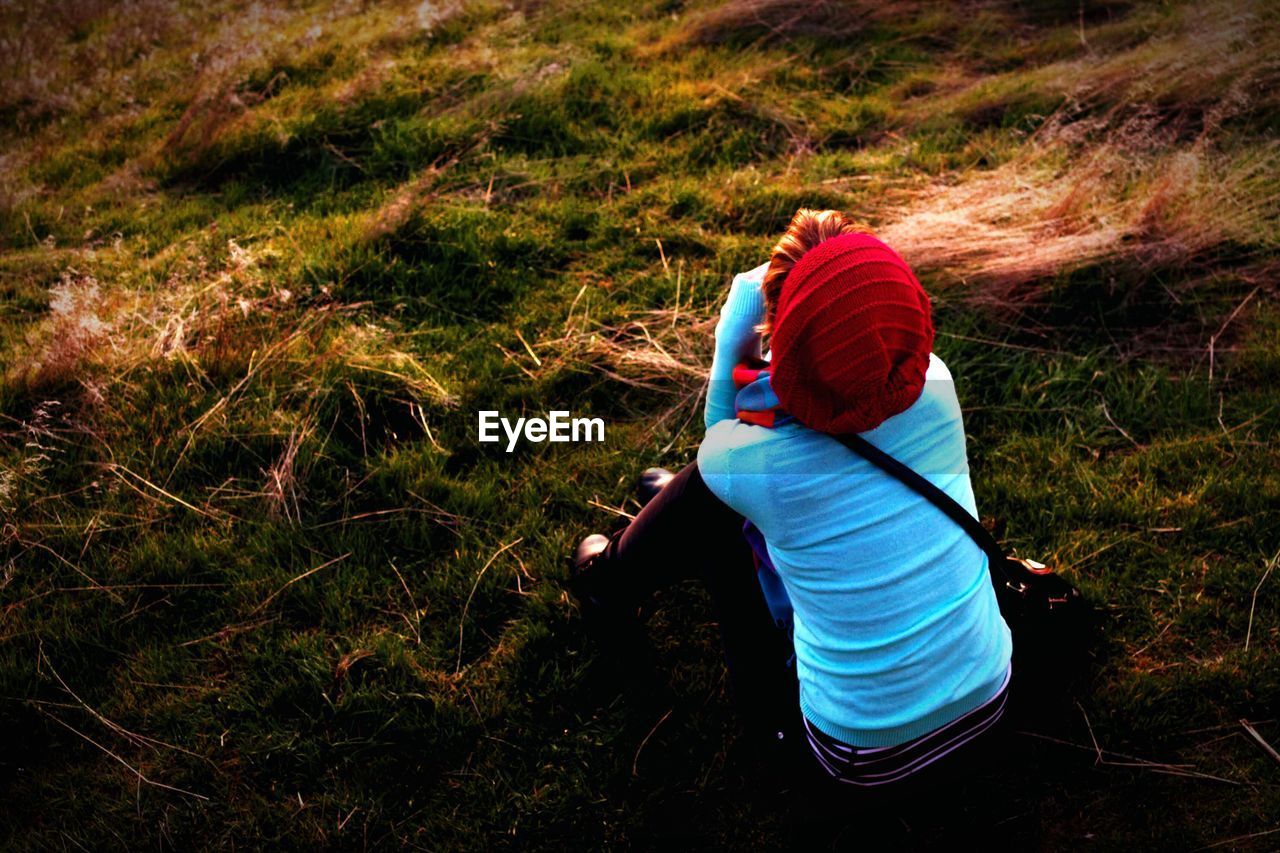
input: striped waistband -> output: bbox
[801,663,1012,787]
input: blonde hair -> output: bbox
[760,208,861,335]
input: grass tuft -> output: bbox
[1,0,1278,847]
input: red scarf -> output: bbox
[732,357,792,428]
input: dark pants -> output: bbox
[581,461,799,743]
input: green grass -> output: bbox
[2,0,1279,848]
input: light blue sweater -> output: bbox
[697,266,1013,748]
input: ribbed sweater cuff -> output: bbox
[720,274,765,323]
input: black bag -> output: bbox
[835,433,1096,696]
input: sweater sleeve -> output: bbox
[704,265,768,430]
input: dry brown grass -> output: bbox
[0,0,459,185]
[23,271,113,386]
[533,305,716,445]
[7,236,453,469]
[1045,3,1280,143]
[878,1,1279,296]
[0,0,186,125]
[158,3,308,163]
[675,0,928,47]
[262,419,313,524]
[556,310,714,392]
[878,141,1279,298]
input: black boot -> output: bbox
[635,467,674,507]
[568,533,664,695]
[569,533,612,609]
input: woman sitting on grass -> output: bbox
[569,209,1013,795]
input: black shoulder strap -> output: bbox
[834,433,1006,568]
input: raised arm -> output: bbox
[704,263,769,430]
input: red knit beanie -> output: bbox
[770,232,933,435]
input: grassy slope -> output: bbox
[1,0,1278,848]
